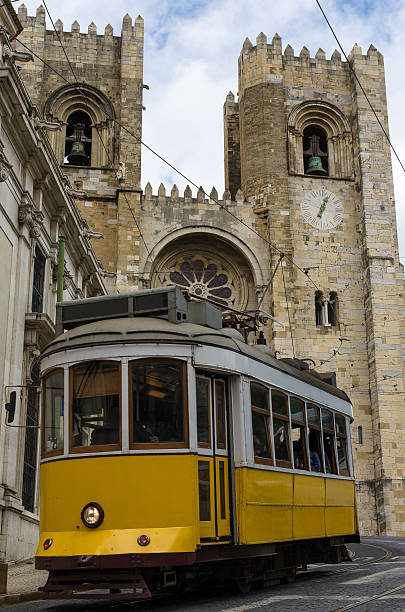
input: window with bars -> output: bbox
[31,246,46,313]
[22,364,40,512]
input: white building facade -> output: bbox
[0,0,106,561]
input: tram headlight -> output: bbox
[81,502,104,528]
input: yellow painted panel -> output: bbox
[246,504,293,543]
[246,468,293,505]
[36,526,195,557]
[235,468,247,543]
[325,507,355,536]
[40,455,197,534]
[293,507,325,540]
[325,479,355,507]
[294,474,325,506]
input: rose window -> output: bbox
[162,258,235,307]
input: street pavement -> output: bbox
[3,536,405,611]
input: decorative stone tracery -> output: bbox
[150,235,257,311]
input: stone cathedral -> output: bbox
[17,6,405,535]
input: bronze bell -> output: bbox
[306,155,327,175]
[67,140,89,166]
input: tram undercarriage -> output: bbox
[38,535,358,600]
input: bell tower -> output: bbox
[17,6,145,293]
[224,33,405,535]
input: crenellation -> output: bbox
[143,186,243,210]
[144,182,152,200]
[331,49,341,62]
[256,31,267,46]
[71,20,80,33]
[88,22,97,35]
[300,46,310,59]
[197,186,205,201]
[272,33,282,50]
[36,5,45,23]
[315,48,326,61]
[17,3,27,20]
[55,19,63,32]
[241,37,253,53]
[158,183,166,199]
[284,44,294,58]
[210,187,218,201]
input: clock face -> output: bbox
[301,189,344,230]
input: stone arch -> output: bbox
[44,83,115,167]
[288,100,353,178]
[143,226,264,312]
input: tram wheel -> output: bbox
[235,578,252,594]
[281,568,296,584]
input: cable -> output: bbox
[315,0,405,175]
[281,261,295,358]
[39,2,163,284]
[2,24,322,295]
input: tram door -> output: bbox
[196,375,232,543]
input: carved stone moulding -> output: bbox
[0,150,12,183]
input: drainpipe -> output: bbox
[57,236,65,302]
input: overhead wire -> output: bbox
[40,0,163,284]
[315,0,405,175]
[281,260,295,358]
[2,22,323,295]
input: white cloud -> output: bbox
[16,0,405,260]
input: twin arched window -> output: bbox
[315,291,338,327]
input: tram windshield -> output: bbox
[71,361,120,449]
[129,360,186,447]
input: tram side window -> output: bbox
[321,409,337,474]
[307,404,322,472]
[335,414,350,476]
[250,383,272,464]
[129,360,187,448]
[291,397,308,470]
[271,391,291,467]
[71,361,120,450]
[42,369,64,456]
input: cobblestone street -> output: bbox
[3,537,405,611]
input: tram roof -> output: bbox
[42,316,351,405]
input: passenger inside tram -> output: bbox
[309,430,321,472]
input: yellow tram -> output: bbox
[35,287,359,599]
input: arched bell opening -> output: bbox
[303,125,328,176]
[64,110,92,166]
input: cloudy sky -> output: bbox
[14,0,405,260]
